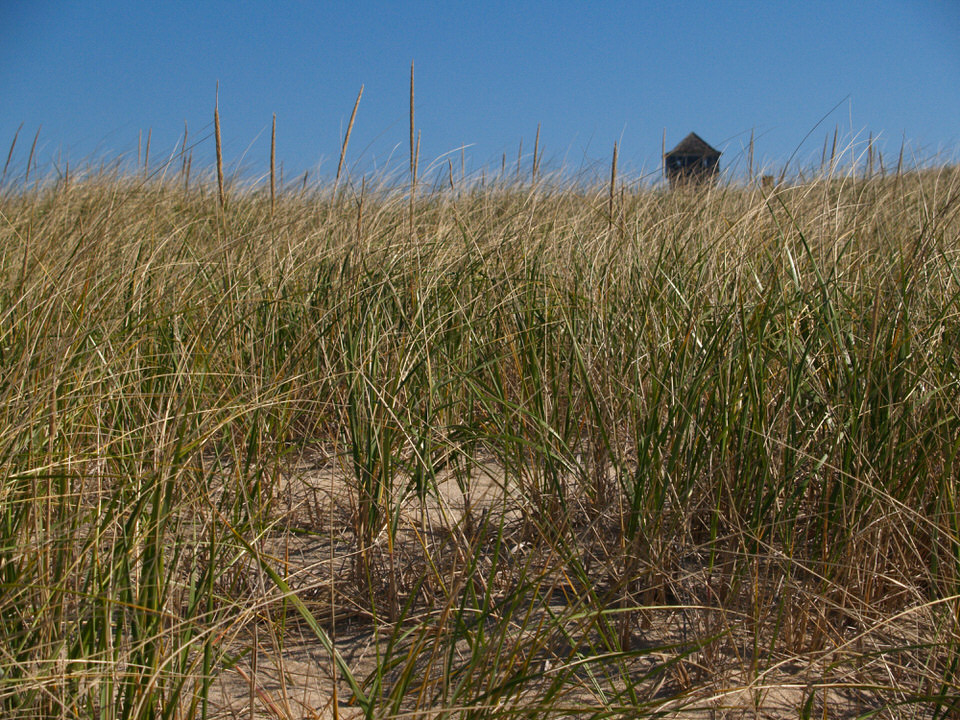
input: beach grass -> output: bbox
[1,153,959,718]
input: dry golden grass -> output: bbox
[0,159,959,718]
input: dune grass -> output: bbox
[1,158,959,718]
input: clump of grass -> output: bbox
[0,148,959,718]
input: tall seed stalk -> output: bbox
[270,113,276,216]
[516,137,522,182]
[532,123,541,183]
[2,121,22,185]
[181,120,189,177]
[25,125,40,184]
[608,141,618,229]
[335,85,363,194]
[409,62,417,237]
[661,127,666,180]
[214,83,225,210]
[143,128,151,175]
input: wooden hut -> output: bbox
[664,132,721,187]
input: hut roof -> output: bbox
[665,132,720,158]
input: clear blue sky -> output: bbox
[2,1,958,186]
